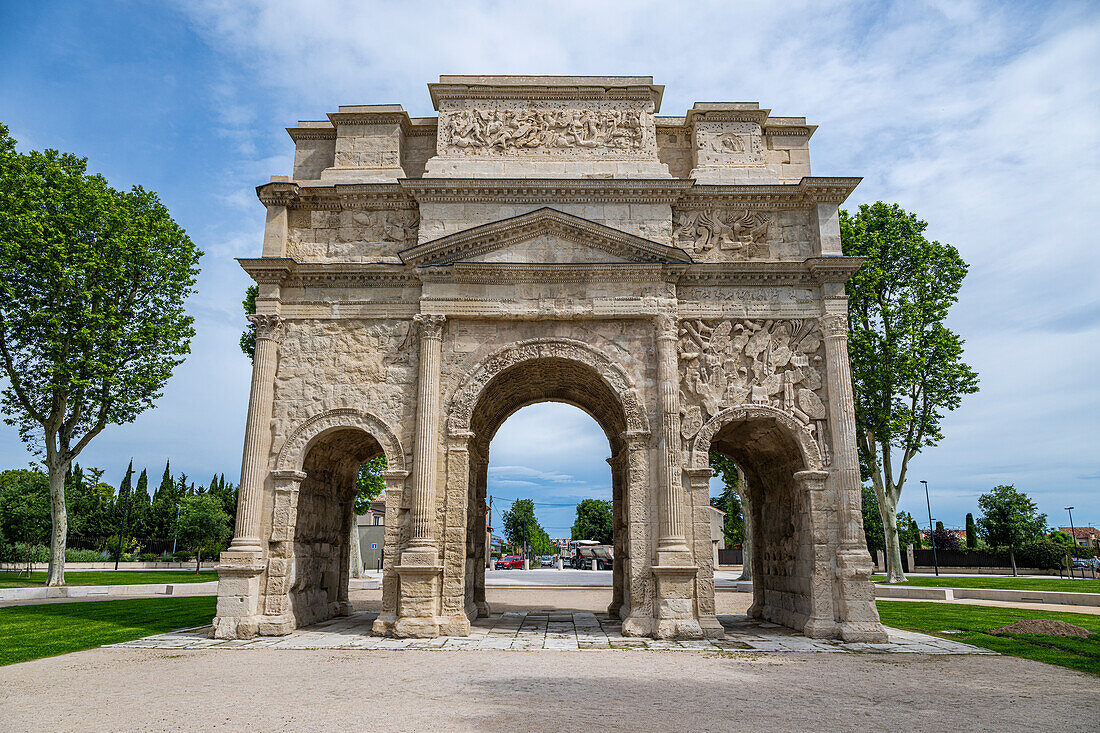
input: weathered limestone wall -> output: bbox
[215,75,886,645]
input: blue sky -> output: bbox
[1,1,1098,536]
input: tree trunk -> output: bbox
[196,547,201,573]
[735,476,752,582]
[348,520,362,579]
[1009,547,1017,577]
[45,460,69,586]
[879,491,907,583]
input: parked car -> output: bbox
[540,555,554,567]
[494,555,523,569]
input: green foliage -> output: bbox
[861,486,885,554]
[708,453,744,546]
[501,498,555,556]
[571,499,613,544]
[354,455,387,514]
[64,548,102,562]
[239,284,257,360]
[977,484,1048,551]
[1015,539,1068,571]
[176,495,231,562]
[965,512,978,549]
[898,512,921,548]
[841,202,979,576]
[0,469,51,549]
[0,124,201,581]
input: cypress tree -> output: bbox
[965,512,977,550]
[910,518,922,549]
[130,468,151,537]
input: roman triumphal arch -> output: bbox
[212,76,887,642]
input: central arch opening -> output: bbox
[464,356,629,624]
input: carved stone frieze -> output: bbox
[439,102,656,158]
[340,209,419,245]
[673,209,773,259]
[677,318,830,463]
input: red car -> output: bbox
[494,555,523,569]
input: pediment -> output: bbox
[398,207,693,267]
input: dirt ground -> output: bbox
[1,588,1096,732]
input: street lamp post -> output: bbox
[1065,506,1076,579]
[921,480,939,577]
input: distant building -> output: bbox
[708,505,726,566]
[1060,526,1100,550]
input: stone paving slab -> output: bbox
[110,611,994,655]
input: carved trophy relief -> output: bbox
[445,106,648,155]
[340,210,419,245]
[673,209,772,260]
[678,318,831,464]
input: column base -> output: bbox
[606,599,622,618]
[803,617,840,639]
[211,551,265,640]
[476,600,491,618]
[372,612,397,636]
[621,614,655,637]
[839,621,890,643]
[698,613,725,639]
[835,548,889,642]
[652,564,704,640]
[394,563,444,638]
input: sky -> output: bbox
[0,1,1097,536]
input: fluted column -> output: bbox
[821,312,861,548]
[407,314,446,554]
[229,314,282,554]
[655,313,689,554]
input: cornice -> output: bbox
[238,258,419,287]
[398,178,694,204]
[677,176,861,209]
[420,262,687,284]
[256,176,859,211]
[286,126,337,141]
[686,107,771,126]
[678,257,862,285]
[399,207,694,267]
[428,78,664,111]
[805,256,865,282]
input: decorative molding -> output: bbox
[399,178,693,204]
[690,403,824,472]
[419,262,686,285]
[441,106,649,156]
[673,209,772,259]
[238,259,419,288]
[447,337,650,437]
[399,207,693,267]
[274,407,407,474]
[285,126,337,142]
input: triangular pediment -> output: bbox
[398,207,693,267]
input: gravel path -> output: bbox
[1,588,1095,731]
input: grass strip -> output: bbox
[0,570,218,588]
[874,575,1100,593]
[0,596,216,666]
[876,600,1100,675]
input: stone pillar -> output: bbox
[607,451,625,619]
[394,313,446,638]
[371,469,409,636]
[654,314,690,557]
[405,314,446,558]
[620,429,655,637]
[213,313,281,640]
[685,466,723,639]
[228,314,282,554]
[821,312,888,642]
[795,469,838,639]
[650,314,701,639]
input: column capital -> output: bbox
[414,313,447,340]
[248,313,284,342]
[820,313,848,338]
[654,312,679,341]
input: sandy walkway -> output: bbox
[1,588,1096,731]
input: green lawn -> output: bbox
[876,600,1100,675]
[0,570,218,588]
[0,596,216,666]
[874,575,1100,594]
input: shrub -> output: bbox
[139,553,159,562]
[13,543,49,563]
[65,548,103,562]
[1016,539,1067,570]
[173,550,194,562]
[930,527,961,552]
[159,551,174,562]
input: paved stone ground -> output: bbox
[111,610,990,654]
